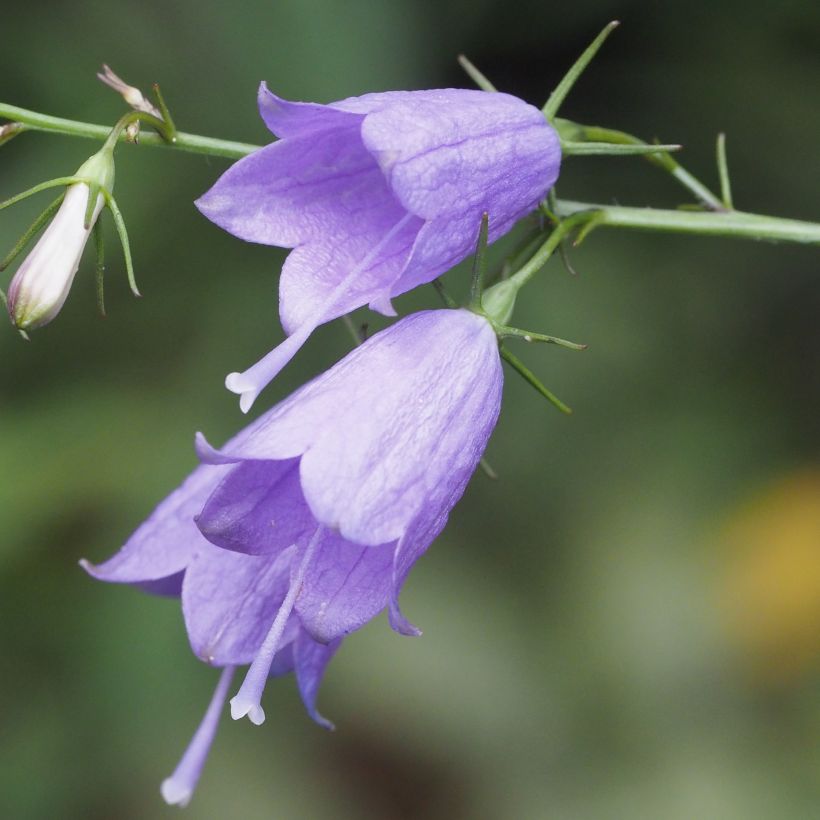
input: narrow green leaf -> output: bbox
[457,55,497,93]
[716,132,733,209]
[500,347,573,415]
[543,21,620,120]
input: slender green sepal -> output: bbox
[432,278,458,308]
[573,211,605,246]
[547,189,579,276]
[542,21,620,120]
[561,140,681,157]
[500,346,573,415]
[479,457,498,480]
[103,191,140,296]
[469,213,490,307]
[0,176,80,211]
[457,55,497,93]
[716,133,733,209]
[93,220,106,318]
[0,287,6,308]
[496,324,587,350]
[558,239,579,276]
[0,193,64,271]
[84,185,100,230]
[152,83,178,142]
[554,119,724,209]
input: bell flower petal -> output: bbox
[200,309,503,546]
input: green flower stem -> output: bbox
[0,103,259,160]
[554,199,820,245]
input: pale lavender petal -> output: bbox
[293,631,342,730]
[296,533,395,643]
[196,125,365,247]
[83,413,273,585]
[160,666,235,807]
[257,82,362,138]
[277,208,421,334]
[358,89,560,221]
[182,543,299,666]
[203,310,503,545]
[196,458,314,555]
[80,461,232,585]
[225,210,419,413]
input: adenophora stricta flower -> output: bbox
[82,307,502,805]
[7,147,114,330]
[197,83,559,411]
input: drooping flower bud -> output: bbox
[7,146,114,330]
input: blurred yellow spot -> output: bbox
[719,469,820,686]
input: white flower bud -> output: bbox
[7,183,104,329]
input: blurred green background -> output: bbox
[1,1,819,818]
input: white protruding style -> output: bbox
[230,526,325,723]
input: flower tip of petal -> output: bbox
[389,611,423,638]
[369,292,397,317]
[230,695,266,725]
[160,777,192,807]
[313,713,336,732]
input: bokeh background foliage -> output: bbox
[1,1,819,818]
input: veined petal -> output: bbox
[80,461,232,586]
[225,210,419,412]
[278,207,421,334]
[358,89,560,221]
[202,310,503,545]
[258,82,363,138]
[295,533,395,643]
[195,124,372,248]
[84,413,273,585]
[196,458,315,555]
[182,543,300,666]
[293,631,342,730]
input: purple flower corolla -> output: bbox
[196,84,559,411]
[83,307,502,803]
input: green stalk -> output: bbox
[553,200,820,245]
[0,102,259,160]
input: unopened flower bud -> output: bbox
[7,147,114,330]
[97,64,162,119]
[0,122,24,147]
